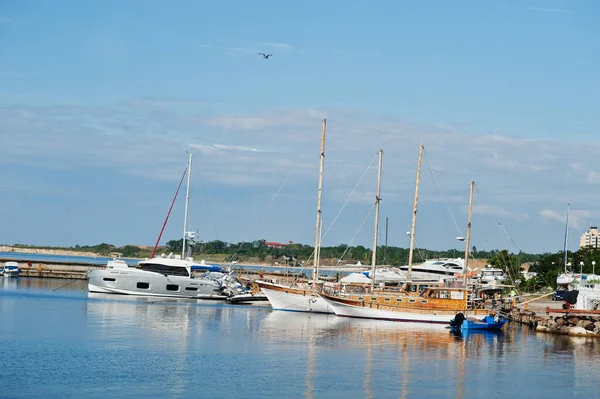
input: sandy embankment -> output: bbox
[0,245,101,257]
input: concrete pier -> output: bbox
[0,259,104,279]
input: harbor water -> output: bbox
[1,277,599,399]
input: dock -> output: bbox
[0,258,104,279]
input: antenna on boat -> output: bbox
[370,149,383,293]
[182,152,193,259]
[463,180,475,305]
[406,145,424,281]
[312,119,326,288]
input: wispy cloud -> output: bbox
[211,144,270,152]
[0,17,10,24]
[540,209,591,229]
[4,101,600,251]
[261,42,293,50]
[524,7,572,13]
[473,205,529,221]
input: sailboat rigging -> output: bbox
[450,180,508,331]
[255,119,334,313]
[88,153,253,299]
[320,174,493,324]
[369,149,383,293]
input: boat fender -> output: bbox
[494,314,499,323]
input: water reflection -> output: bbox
[1,276,88,292]
[85,293,229,345]
[259,313,480,398]
[4,280,600,398]
[1,276,19,290]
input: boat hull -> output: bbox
[226,293,269,304]
[2,270,20,278]
[258,282,333,313]
[320,295,457,324]
[87,269,228,299]
[458,315,508,330]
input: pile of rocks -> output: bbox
[536,315,600,337]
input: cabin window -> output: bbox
[384,298,391,302]
[450,291,465,300]
[138,263,189,277]
[409,299,416,303]
[166,284,179,291]
[439,291,450,299]
[103,278,116,282]
[421,300,428,304]
[357,297,364,301]
[137,282,150,289]
[185,287,198,291]
[396,298,403,302]
[370,297,377,302]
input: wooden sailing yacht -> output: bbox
[320,151,490,323]
[255,119,334,313]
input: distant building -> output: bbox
[261,239,292,249]
[580,227,600,249]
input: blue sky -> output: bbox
[1,0,600,255]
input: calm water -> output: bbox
[1,278,599,399]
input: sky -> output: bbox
[1,0,600,255]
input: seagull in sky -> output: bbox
[258,53,273,59]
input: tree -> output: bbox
[166,239,183,254]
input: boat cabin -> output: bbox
[420,287,466,300]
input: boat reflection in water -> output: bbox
[258,311,500,399]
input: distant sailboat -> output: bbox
[556,203,577,286]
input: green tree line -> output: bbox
[164,238,545,266]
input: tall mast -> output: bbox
[182,153,193,259]
[463,180,475,290]
[406,145,424,281]
[312,119,326,287]
[384,216,389,264]
[370,149,383,293]
[563,203,570,274]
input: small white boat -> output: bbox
[2,261,21,278]
[477,265,508,286]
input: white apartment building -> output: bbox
[580,226,600,249]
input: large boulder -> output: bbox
[578,320,595,331]
[567,317,580,325]
[569,327,589,336]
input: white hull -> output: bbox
[320,296,455,324]
[574,286,600,310]
[260,287,334,314]
[2,270,20,278]
[557,273,578,286]
[574,276,600,310]
[87,269,228,299]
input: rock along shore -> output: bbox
[535,314,600,337]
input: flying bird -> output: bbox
[258,53,273,59]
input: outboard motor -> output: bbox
[450,312,465,328]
